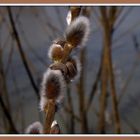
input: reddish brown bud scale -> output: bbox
[66,61,77,79]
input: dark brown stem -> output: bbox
[108,7,121,134]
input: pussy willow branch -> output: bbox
[44,100,56,133]
[43,35,73,135]
[44,7,82,134]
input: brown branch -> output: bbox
[108,7,121,133]
[43,7,83,134]
[44,99,56,134]
[98,7,121,134]
[97,7,109,134]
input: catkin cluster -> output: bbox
[40,8,90,112]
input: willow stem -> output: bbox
[44,99,56,134]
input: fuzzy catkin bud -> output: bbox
[40,68,66,111]
[65,16,90,48]
[48,44,64,61]
[25,122,43,134]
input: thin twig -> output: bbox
[97,7,109,133]
[44,99,56,134]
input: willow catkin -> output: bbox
[65,16,90,48]
[40,69,66,111]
